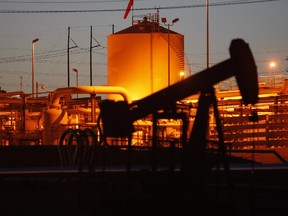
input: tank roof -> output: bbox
[114,17,180,35]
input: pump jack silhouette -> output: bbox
[98,39,258,213]
[100,38,258,166]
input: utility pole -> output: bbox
[90,26,101,86]
[206,0,210,69]
[90,25,93,86]
[67,27,70,87]
[67,27,77,87]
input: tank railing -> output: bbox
[159,33,185,73]
[132,12,159,28]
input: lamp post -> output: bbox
[72,68,79,98]
[206,0,210,69]
[32,38,39,98]
[270,62,276,87]
[72,68,78,86]
[161,17,179,87]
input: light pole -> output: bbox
[162,17,179,86]
[32,38,39,98]
[206,0,210,69]
[72,68,78,86]
[270,62,276,87]
[72,68,79,98]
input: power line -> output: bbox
[0,0,283,13]
[0,0,128,3]
[0,46,107,64]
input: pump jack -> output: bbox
[99,38,258,172]
[97,39,258,213]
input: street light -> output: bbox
[162,17,179,86]
[72,68,78,86]
[72,68,79,98]
[270,62,276,87]
[206,0,210,69]
[32,38,39,98]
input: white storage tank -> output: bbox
[107,16,184,101]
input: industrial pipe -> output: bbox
[50,86,131,108]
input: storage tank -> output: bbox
[107,16,184,101]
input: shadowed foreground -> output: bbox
[1,164,288,216]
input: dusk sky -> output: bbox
[0,0,287,94]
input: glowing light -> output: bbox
[269,62,276,87]
[179,71,185,80]
[270,62,276,68]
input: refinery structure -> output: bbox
[0,14,287,152]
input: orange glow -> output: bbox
[270,62,276,68]
[179,71,185,80]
